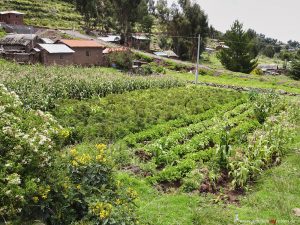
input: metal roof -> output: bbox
[59,39,104,48]
[164,50,178,57]
[0,11,25,15]
[0,34,37,46]
[153,52,168,57]
[39,44,75,54]
[98,35,121,42]
[154,50,178,58]
[40,38,54,44]
[132,35,150,40]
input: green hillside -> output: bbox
[0,0,82,29]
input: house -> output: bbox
[0,34,37,53]
[38,44,75,66]
[129,34,150,51]
[39,38,54,44]
[205,47,216,54]
[98,35,121,44]
[164,50,179,59]
[216,44,229,51]
[257,64,281,75]
[0,11,25,25]
[153,51,168,57]
[57,39,105,66]
[153,50,179,59]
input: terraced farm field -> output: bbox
[0,59,299,224]
[0,0,82,28]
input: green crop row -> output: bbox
[145,107,262,183]
[0,60,184,110]
[53,86,245,143]
[121,98,247,147]
[143,102,249,155]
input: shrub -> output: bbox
[108,51,133,70]
[0,84,66,222]
[251,68,264,75]
[250,92,279,124]
[134,52,153,63]
[0,85,137,224]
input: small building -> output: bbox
[0,34,38,53]
[153,51,168,57]
[38,44,75,66]
[164,50,179,59]
[205,47,216,54]
[257,64,281,75]
[153,50,179,59]
[57,39,105,66]
[39,38,54,44]
[0,11,25,25]
[129,34,150,51]
[98,35,121,44]
[216,44,229,51]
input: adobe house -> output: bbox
[38,44,75,66]
[129,34,150,51]
[0,11,25,25]
[57,39,105,66]
[0,34,38,52]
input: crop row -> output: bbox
[143,102,249,154]
[144,107,262,183]
[54,86,244,143]
[121,98,247,147]
[153,119,261,183]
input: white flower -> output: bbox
[7,173,21,185]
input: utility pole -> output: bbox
[195,34,201,84]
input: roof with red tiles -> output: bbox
[59,39,104,48]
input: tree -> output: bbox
[217,20,258,73]
[112,0,152,43]
[290,59,300,80]
[262,45,275,58]
[160,0,209,60]
[75,0,98,28]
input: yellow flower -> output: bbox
[70,148,77,156]
[96,154,105,162]
[71,160,79,167]
[60,129,70,138]
[76,184,81,190]
[89,202,113,220]
[96,144,106,152]
[115,198,122,205]
[32,196,39,203]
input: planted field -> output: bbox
[1,60,299,224]
[53,86,243,143]
[0,0,82,28]
[0,60,183,110]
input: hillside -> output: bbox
[0,0,82,29]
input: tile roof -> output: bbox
[39,44,75,54]
[60,39,104,48]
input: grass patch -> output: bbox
[169,70,300,94]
